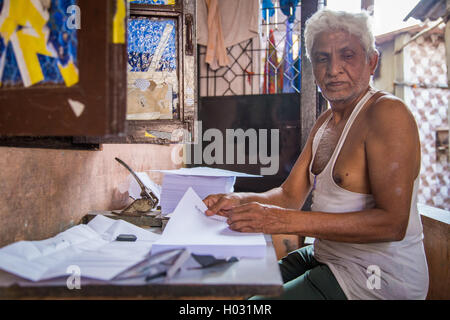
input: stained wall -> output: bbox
[374,29,449,210]
[404,33,449,210]
[0,144,180,247]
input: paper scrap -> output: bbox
[68,99,85,117]
[152,187,267,259]
[185,98,194,106]
[0,215,161,282]
[135,79,150,91]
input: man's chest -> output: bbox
[311,127,341,175]
[311,120,368,191]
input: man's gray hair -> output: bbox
[304,9,377,61]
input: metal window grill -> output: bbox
[198,0,302,97]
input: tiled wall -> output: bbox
[0,144,181,248]
[404,34,449,210]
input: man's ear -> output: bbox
[369,51,379,75]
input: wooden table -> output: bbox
[0,229,283,299]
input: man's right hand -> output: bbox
[203,193,242,217]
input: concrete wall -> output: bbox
[373,40,396,93]
[404,33,449,210]
[374,31,449,211]
[0,144,181,248]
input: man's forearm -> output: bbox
[265,208,406,243]
[235,186,307,210]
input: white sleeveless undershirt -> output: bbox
[309,88,429,300]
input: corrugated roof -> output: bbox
[375,23,444,45]
[376,24,425,44]
[404,0,447,22]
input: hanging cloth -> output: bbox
[263,29,283,94]
[282,20,295,93]
[279,0,301,92]
[204,0,230,69]
[280,0,299,23]
[294,41,301,91]
[262,0,275,21]
[198,0,259,70]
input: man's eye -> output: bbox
[344,54,354,59]
[316,57,328,63]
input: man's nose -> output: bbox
[327,56,343,76]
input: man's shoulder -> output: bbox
[366,91,416,127]
[364,91,419,142]
[369,91,407,112]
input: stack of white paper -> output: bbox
[155,167,261,215]
[151,187,267,259]
[0,215,161,282]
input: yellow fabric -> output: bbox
[0,0,79,87]
[113,0,126,44]
[58,60,79,87]
[0,0,54,86]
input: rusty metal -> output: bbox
[114,157,159,215]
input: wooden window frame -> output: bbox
[0,0,196,149]
[0,0,126,137]
[75,0,197,145]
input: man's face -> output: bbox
[311,31,378,104]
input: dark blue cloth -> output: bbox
[262,0,275,21]
[280,0,299,23]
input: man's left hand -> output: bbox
[225,202,287,234]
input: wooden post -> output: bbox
[300,0,319,149]
[361,0,374,15]
[393,33,410,101]
[447,1,450,89]
[446,0,450,159]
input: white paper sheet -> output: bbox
[152,188,267,259]
[160,174,236,215]
[0,215,161,282]
[153,167,262,177]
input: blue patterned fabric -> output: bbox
[128,17,177,72]
[0,0,78,87]
[129,0,174,4]
[47,0,78,67]
[282,21,295,93]
[1,39,22,84]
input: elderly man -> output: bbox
[203,9,429,300]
